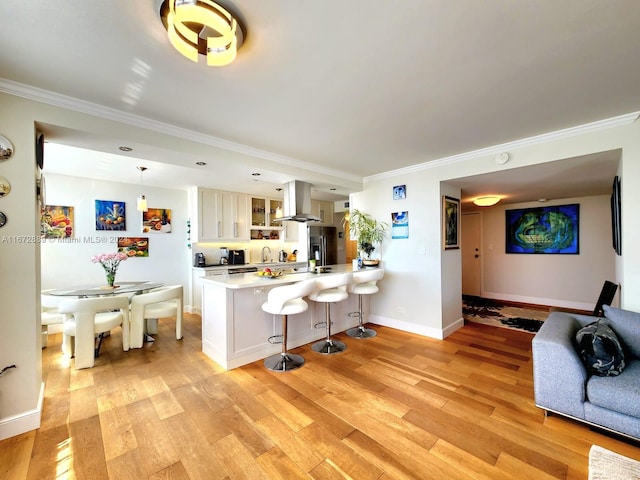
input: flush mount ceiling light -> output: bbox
[159,0,244,67]
[136,166,148,212]
[473,195,501,207]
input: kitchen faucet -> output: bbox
[262,246,272,263]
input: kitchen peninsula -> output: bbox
[201,264,373,370]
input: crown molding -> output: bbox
[364,111,640,183]
[0,78,361,183]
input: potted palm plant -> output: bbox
[344,209,388,266]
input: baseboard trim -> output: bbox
[369,314,453,340]
[0,382,44,441]
[480,291,593,312]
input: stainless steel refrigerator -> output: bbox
[308,226,338,266]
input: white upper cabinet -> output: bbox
[222,192,251,240]
[192,188,250,242]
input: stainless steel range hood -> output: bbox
[272,180,321,223]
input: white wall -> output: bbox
[0,93,42,440]
[41,174,190,294]
[479,195,617,310]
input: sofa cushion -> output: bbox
[576,320,626,376]
[587,359,640,418]
[603,305,640,359]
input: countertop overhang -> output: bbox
[201,264,362,289]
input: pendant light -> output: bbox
[137,166,148,212]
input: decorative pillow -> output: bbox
[603,305,640,359]
[575,320,626,376]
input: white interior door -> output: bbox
[462,212,481,296]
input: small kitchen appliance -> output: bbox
[279,250,288,262]
[220,247,229,265]
[194,252,206,267]
[228,249,245,265]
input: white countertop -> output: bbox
[193,261,305,271]
[201,264,360,289]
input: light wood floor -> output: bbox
[2,314,639,479]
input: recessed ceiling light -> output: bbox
[119,146,133,152]
[196,162,207,166]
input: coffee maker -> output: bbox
[219,247,229,265]
[194,252,206,267]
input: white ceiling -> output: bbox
[1,1,639,203]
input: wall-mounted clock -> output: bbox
[0,135,13,161]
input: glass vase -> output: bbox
[106,272,115,287]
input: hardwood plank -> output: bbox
[98,405,137,460]
[213,433,272,480]
[68,415,110,480]
[255,414,324,472]
[161,412,227,480]
[256,446,310,480]
[105,449,147,480]
[0,429,34,480]
[126,398,181,477]
[256,389,313,432]
[219,405,275,458]
[298,422,384,480]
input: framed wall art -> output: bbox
[118,237,149,257]
[611,176,621,256]
[41,205,74,239]
[505,203,579,254]
[442,196,460,250]
[391,211,409,239]
[142,208,172,233]
[393,184,406,200]
[95,200,126,231]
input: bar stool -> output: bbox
[261,279,316,372]
[347,268,384,339]
[309,272,353,354]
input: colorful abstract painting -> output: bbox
[506,203,579,254]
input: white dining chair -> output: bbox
[41,290,67,348]
[57,296,130,369]
[129,285,183,349]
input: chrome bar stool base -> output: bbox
[346,326,377,339]
[264,352,305,372]
[312,339,347,354]
[346,294,377,339]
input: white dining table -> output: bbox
[47,281,164,298]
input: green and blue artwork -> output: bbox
[506,204,579,254]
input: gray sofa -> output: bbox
[532,306,640,440]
